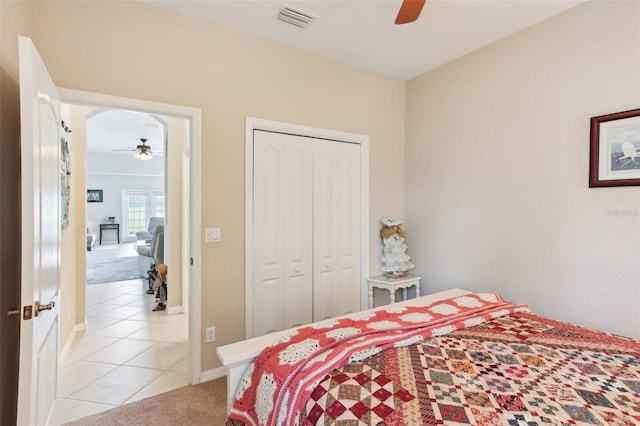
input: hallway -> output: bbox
[51,277,188,425]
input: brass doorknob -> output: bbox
[34,301,55,316]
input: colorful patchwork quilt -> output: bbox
[226,294,640,425]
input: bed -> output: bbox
[217,289,640,425]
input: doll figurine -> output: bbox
[380,216,415,278]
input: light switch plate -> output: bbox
[205,227,221,243]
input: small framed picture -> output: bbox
[589,108,640,187]
[87,189,103,203]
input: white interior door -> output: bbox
[252,130,314,336]
[17,36,62,425]
[313,140,361,321]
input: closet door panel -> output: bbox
[337,150,361,315]
[314,150,336,271]
[284,275,308,328]
[252,131,313,336]
[338,147,360,268]
[253,278,282,335]
[338,267,358,317]
[314,270,335,321]
[253,140,283,335]
[313,140,361,321]
[282,145,313,329]
[286,149,309,277]
[313,150,337,321]
[255,145,282,282]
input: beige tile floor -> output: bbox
[50,254,188,425]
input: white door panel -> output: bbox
[313,270,334,321]
[338,267,359,316]
[36,323,58,424]
[284,274,308,328]
[253,278,282,336]
[252,131,313,337]
[254,146,281,283]
[18,36,62,426]
[313,140,361,321]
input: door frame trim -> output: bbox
[58,88,203,383]
[244,117,370,339]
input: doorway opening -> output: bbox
[54,90,202,422]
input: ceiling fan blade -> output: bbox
[395,0,426,25]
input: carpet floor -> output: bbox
[86,256,145,284]
[62,377,228,425]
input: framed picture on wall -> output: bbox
[61,131,71,229]
[87,189,103,203]
[590,108,640,187]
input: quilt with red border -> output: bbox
[227,293,529,425]
[299,312,640,425]
[226,294,640,425]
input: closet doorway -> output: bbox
[245,118,369,338]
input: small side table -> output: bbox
[367,274,421,308]
[99,223,120,244]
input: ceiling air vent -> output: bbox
[277,5,314,29]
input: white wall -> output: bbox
[86,152,163,241]
[405,1,640,338]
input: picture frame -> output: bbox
[60,134,71,229]
[589,108,640,187]
[87,189,103,203]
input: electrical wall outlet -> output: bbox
[205,227,221,243]
[206,326,216,343]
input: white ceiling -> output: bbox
[86,109,165,155]
[147,0,585,81]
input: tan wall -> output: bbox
[60,104,94,345]
[30,1,406,371]
[405,1,640,338]
[59,109,78,350]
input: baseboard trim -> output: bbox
[199,366,226,383]
[60,320,87,363]
[167,305,183,315]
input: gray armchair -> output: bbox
[87,228,97,251]
[136,217,164,242]
[137,224,164,275]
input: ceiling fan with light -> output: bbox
[112,138,162,160]
[395,0,426,25]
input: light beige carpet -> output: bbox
[63,377,227,425]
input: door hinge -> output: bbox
[6,306,21,317]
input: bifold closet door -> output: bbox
[313,140,361,321]
[252,131,314,336]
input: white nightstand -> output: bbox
[367,274,421,308]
